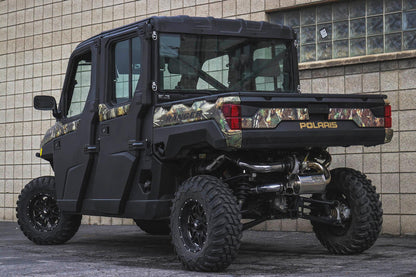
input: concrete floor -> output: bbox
[1,222,415,277]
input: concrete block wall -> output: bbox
[297,57,416,235]
[0,0,415,234]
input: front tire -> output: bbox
[16,176,82,245]
[170,175,242,272]
[311,168,383,254]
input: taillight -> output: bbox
[384,104,392,128]
[221,104,241,130]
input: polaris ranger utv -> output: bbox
[17,16,392,272]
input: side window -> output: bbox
[159,34,182,90]
[112,36,141,104]
[67,53,92,118]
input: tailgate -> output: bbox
[239,93,392,149]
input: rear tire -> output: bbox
[311,168,382,254]
[134,219,170,235]
[16,176,82,245]
[170,175,242,272]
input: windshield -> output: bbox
[158,33,293,93]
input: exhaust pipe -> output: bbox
[251,183,284,193]
[237,159,293,173]
[203,155,294,174]
[305,161,331,181]
[204,155,331,194]
[250,161,331,195]
[251,174,329,195]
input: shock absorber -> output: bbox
[236,184,250,210]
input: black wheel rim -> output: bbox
[179,199,207,253]
[28,193,60,232]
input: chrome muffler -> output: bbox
[289,161,331,194]
[250,161,331,195]
[288,174,329,194]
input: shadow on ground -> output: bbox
[1,222,415,276]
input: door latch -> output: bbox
[84,144,99,153]
[128,139,151,154]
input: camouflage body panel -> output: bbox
[241,108,309,129]
[328,108,384,127]
[40,120,80,148]
[98,103,131,122]
[153,96,242,148]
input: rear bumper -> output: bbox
[242,122,386,149]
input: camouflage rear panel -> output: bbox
[40,120,80,148]
[98,103,131,122]
[153,96,242,148]
[241,108,309,129]
[154,98,385,149]
[328,108,384,127]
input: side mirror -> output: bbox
[34,95,57,110]
[34,95,61,118]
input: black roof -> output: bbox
[150,16,295,38]
[75,16,295,51]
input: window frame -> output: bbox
[105,31,143,106]
[59,49,93,121]
[156,32,295,94]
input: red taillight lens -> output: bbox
[384,105,391,117]
[230,117,241,129]
[222,104,232,117]
[231,104,241,117]
[221,104,241,130]
[384,117,392,128]
[384,104,392,128]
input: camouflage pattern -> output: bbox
[153,96,242,148]
[241,108,309,129]
[328,108,384,127]
[385,128,393,143]
[98,103,131,122]
[40,120,80,148]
